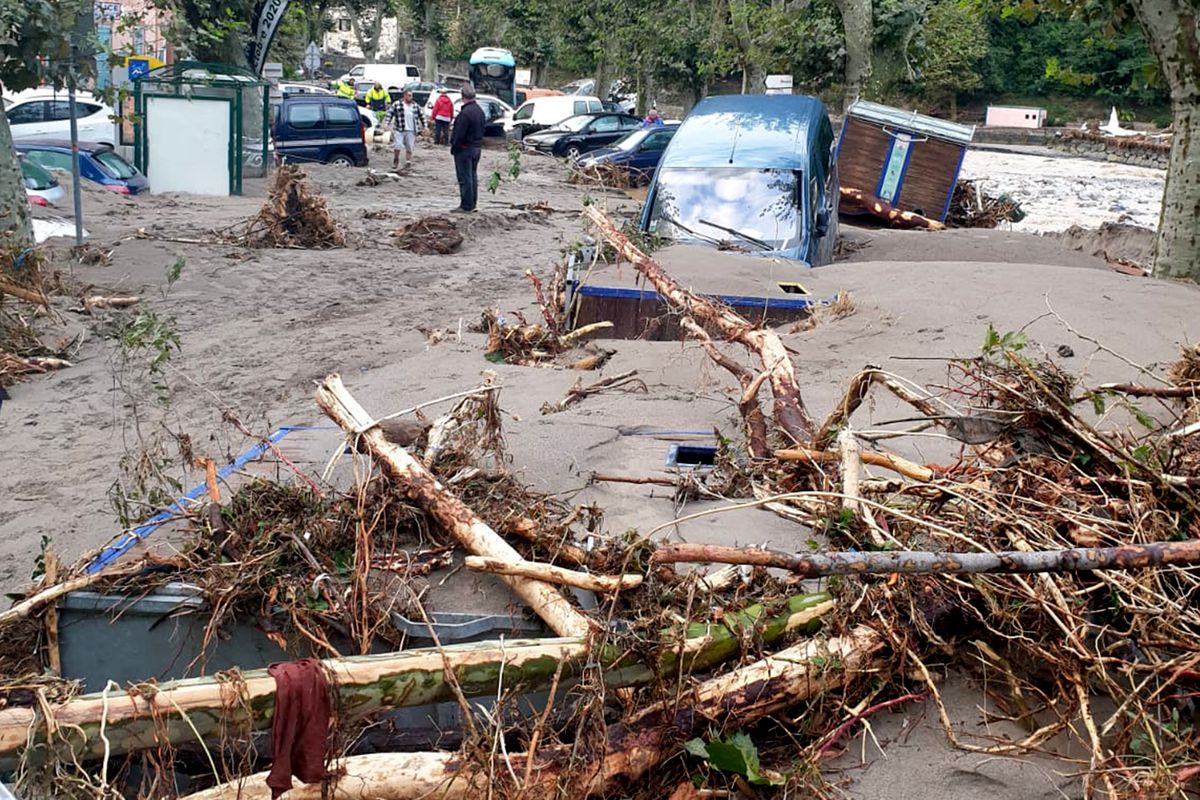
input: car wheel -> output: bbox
[565,145,582,160]
[328,153,355,167]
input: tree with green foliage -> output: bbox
[918,0,988,117]
[0,0,95,248]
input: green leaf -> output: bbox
[703,739,751,776]
[1090,392,1107,417]
[484,351,506,364]
[1129,405,1157,431]
[683,738,710,758]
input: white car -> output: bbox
[336,64,421,94]
[505,95,605,137]
[422,93,513,134]
[278,83,334,98]
[5,90,115,145]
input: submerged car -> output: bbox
[640,94,839,266]
[15,140,149,195]
[522,112,641,159]
[575,123,679,182]
[19,155,65,206]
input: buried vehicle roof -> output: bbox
[660,94,831,170]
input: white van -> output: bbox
[338,64,421,93]
[504,95,604,137]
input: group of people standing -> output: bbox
[339,80,485,213]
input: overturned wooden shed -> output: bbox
[836,100,975,223]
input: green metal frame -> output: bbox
[132,61,269,196]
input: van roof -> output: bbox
[660,94,830,170]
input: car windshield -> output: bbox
[94,149,137,179]
[613,128,651,151]
[553,115,592,132]
[649,167,801,252]
[20,158,56,190]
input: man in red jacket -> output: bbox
[431,89,454,146]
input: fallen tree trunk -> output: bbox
[183,624,881,800]
[464,555,643,592]
[0,594,832,770]
[680,316,770,459]
[315,374,590,638]
[839,186,946,230]
[0,277,48,306]
[584,206,813,443]
[650,540,1200,577]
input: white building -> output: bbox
[323,10,420,62]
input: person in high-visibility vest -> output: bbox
[335,79,355,100]
[365,82,391,125]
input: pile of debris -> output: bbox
[4,211,1200,800]
[0,247,70,389]
[393,216,464,255]
[946,179,1025,228]
[568,161,638,189]
[235,164,346,249]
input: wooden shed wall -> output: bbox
[837,116,966,221]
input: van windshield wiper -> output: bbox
[660,213,723,246]
[698,219,771,250]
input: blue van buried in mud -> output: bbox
[640,94,839,266]
[272,96,368,167]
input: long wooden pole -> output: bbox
[315,374,590,638]
[583,206,813,443]
[650,540,1200,576]
[0,594,832,769]
[182,625,881,800]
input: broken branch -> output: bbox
[650,540,1200,577]
[315,374,591,638]
[464,555,643,592]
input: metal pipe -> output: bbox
[67,77,84,247]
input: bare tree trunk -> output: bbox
[0,114,34,249]
[833,0,873,110]
[650,540,1200,577]
[349,5,384,61]
[1128,0,1198,281]
[423,0,438,79]
[182,626,882,800]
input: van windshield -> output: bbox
[648,167,800,252]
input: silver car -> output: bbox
[20,155,65,207]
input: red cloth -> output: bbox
[266,658,330,798]
[432,93,455,121]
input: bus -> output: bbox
[468,47,516,107]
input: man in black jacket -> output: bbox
[450,83,486,212]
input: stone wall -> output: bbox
[1047,131,1170,170]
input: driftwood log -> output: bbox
[315,374,590,638]
[775,446,936,482]
[584,206,813,444]
[839,186,946,230]
[182,624,881,800]
[0,594,832,769]
[650,540,1200,577]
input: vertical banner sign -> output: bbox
[245,0,290,76]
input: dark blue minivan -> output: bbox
[640,95,839,266]
[273,96,368,167]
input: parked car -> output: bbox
[336,64,421,93]
[522,113,641,159]
[575,123,679,182]
[15,140,149,194]
[421,92,513,137]
[272,96,368,167]
[504,95,605,138]
[5,90,115,145]
[560,79,636,114]
[401,81,446,107]
[19,155,65,207]
[640,94,839,266]
[279,83,334,99]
